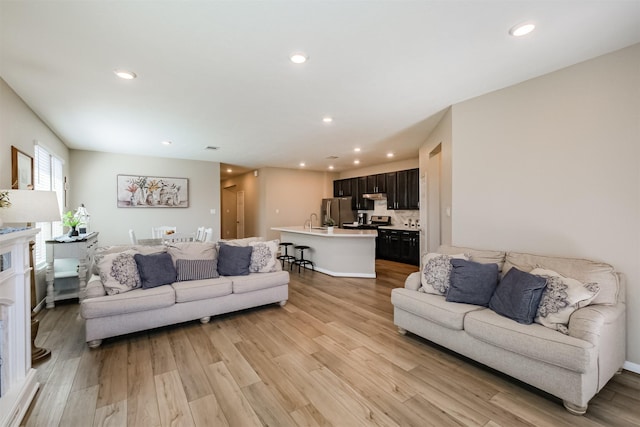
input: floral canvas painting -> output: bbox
[117,175,188,208]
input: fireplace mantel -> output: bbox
[0,228,39,427]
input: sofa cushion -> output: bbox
[249,239,280,273]
[446,259,499,307]
[97,250,141,295]
[166,241,218,265]
[171,277,232,303]
[420,252,468,295]
[176,259,219,281]
[489,267,547,324]
[391,288,485,331]
[532,268,600,334]
[504,251,619,305]
[92,244,166,275]
[81,285,175,319]
[220,236,263,247]
[464,309,595,373]
[438,245,507,271]
[232,271,289,294]
[218,244,253,276]
[134,252,178,289]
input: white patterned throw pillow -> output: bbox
[532,268,600,334]
[420,252,468,295]
[97,249,141,295]
[249,240,280,273]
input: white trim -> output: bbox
[623,361,640,374]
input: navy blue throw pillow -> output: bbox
[489,267,547,324]
[446,259,499,306]
[134,252,177,289]
[217,244,253,276]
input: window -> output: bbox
[34,145,64,265]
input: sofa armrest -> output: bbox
[404,271,421,291]
[568,303,625,346]
[83,274,107,300]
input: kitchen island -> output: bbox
[271,226,377,278]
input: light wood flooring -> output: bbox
[23,260,640,426]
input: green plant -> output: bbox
[62,211,81,228]
[324,217,336,226]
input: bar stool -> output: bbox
[277,242,296,268]
[292,245,314,273]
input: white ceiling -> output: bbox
[1,1,639,175]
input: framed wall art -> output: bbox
[11,146,34,189]
[117,174,189,208]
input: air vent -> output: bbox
[325,155,339,159]
[204,146,219,151]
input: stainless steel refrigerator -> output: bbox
[321,197,355,227]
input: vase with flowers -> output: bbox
[62,210,81,237]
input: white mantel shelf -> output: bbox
[0,228,39,427]
[272,226,377,278]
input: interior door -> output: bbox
[236,190,245,239]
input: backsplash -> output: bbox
[362,200,420,228]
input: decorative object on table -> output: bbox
[0,189,10,227]
[117,174,188,208]
[75,203,90,233]
[62,210,81,236]
[11,146,34,190]
[0,189,61,363]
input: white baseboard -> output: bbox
[623,361,640,374]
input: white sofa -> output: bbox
[80,240,288,348]
[391,245,626,415]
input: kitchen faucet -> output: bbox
[310,213,318,229]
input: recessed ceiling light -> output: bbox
[290,52,308,64]
[227,168,232,173]
[354,160,360,165]
[328,165,334,170]
[387,152,394,158]
[322,117,333,123]
[161,140,172,146]
[299,162,306,167]
[354,148,361,152]
[509,22,536,37]
[114,69,137,80]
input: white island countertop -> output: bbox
[272,226,377,277]
[271,225,377,238]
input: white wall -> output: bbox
[260,167,334,241]
[449,44,640,365]
[0,77,70,305]
[70,150,220,246]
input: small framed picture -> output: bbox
[11,146,34,189]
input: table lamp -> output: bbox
[0,189,61,363]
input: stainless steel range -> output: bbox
[342,215,391,230]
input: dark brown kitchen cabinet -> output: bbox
[377,229,419,265]
[333,178,352,197]
[354,177,373,210]
[386,168,419,210]
[365,173,386,193]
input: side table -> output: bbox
[45,232,99,308]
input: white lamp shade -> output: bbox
[0,190,61,224]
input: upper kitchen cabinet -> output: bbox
[354,176,374,210]
[386,168,419,210]
[365,174,386,194]
[333,178,352,197]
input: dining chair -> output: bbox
[203,227,214,242]
[129,229,138,245]
[151,226,177,238]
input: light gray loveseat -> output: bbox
[81,239,288,348]
[391,245,626,415]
